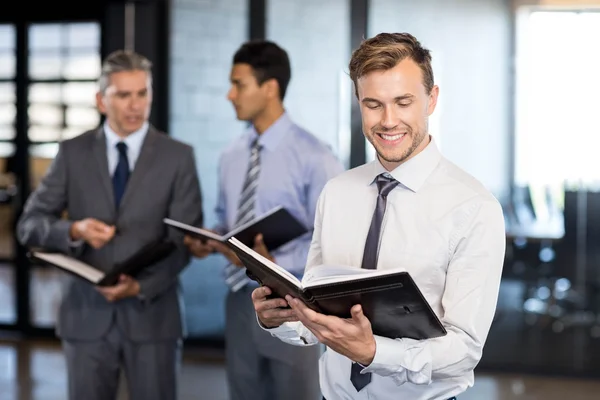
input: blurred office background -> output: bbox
[1,0,600,398]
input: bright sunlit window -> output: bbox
[515,10,600,188]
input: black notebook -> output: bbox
[29,240,176,286]
[227,237,447,340]
[163,206,308,252]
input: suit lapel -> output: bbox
[92,128,116,214]
[118,126,159,211]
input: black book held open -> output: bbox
[29,240,176,286]
[163,206,308,252]
[227,237,447,340]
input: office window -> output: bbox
[0,24,16,325]
[515,11,600,189]
[24,22,101,328]
[0,25,16,142]
[27,22,101,191]
[27,22,101,146]
[0,23,16,263]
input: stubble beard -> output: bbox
[370,124,428,165]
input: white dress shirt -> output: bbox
[262,137,506,400]
[103,121,149,174]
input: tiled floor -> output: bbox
[0,338,599,400]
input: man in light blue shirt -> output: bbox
[185,40,344,400]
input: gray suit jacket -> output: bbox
[17,126,203,342]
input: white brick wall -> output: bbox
[169,0,248,337]
[170,0,353,337]
[267,0,351,166]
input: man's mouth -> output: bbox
[377,132,406,144]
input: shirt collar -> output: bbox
[367,135,442,193]
[247,112,293,151]
[103,120,149,150]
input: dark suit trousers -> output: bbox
[62,319,181,400]
[225,285,322,400]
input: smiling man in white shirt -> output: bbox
[250,32,506,400]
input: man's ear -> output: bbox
[264,78,280,100]
[96,92,106,114]
[427,85,439,116]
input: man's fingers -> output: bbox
[97,283,127,303]
[350,304,371,330]
[211,241,229,253]
[252,287,296,326]
[261,307,296,319]
[252,286,271,301]
[254,233,266,249]
[96,287,114,299]
[211,242,241,265]
[88,225,115,243]
[228,254,243,266]
[269,316,299,325]
[289,298,332,330]
[88,220,113,233]
[254,297,289,313]
[89,237,110,249]
[89,240,104,249]
[351,304,364,321]
[186,238,213,257]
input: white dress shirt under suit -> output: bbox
[69,121,149,250]
[262,137,506,400]
[103,120,149,173]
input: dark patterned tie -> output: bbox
[225,138,262,292]
[112,142,130,208]
[351,173,399,392]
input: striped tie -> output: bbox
[225,138,261,292]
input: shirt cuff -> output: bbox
[66,231,85,256]
[361,335,433,385]
[255,314,316,346]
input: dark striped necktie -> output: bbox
[225,138,262,291]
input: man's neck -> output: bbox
[252,105,285,135]
[106,121,132,139]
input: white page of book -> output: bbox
[33,252,105,284]
[228,237,301,287]
[302,265,407,288]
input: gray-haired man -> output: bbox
[17,50,203,400]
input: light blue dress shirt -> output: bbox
[214,112,344,278]
[103,121,149,174]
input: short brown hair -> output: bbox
[349,32,434,98]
